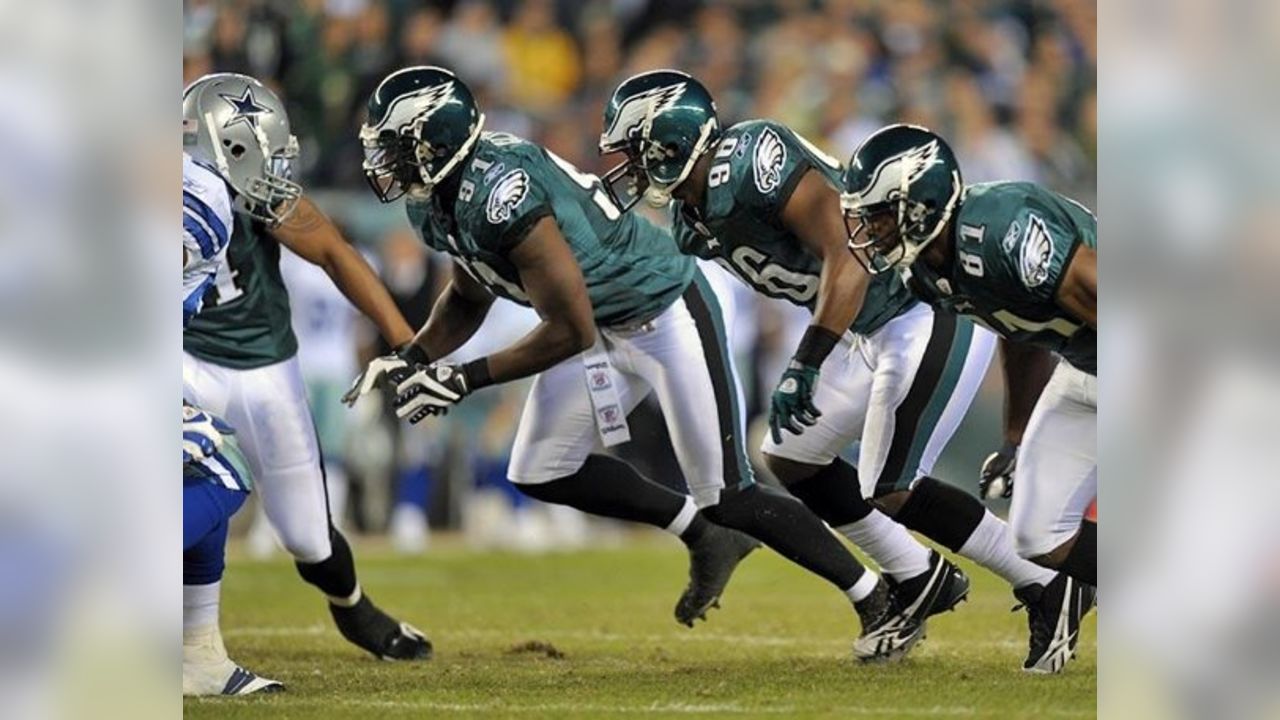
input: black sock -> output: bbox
[1059,521,1097,587]
[784,459,874,527]
[704,483,866,590]
[893,477,985,553]
[516,454,690,533]
[296,526,359,600]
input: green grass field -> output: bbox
[185,534,1095,719]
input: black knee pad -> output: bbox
[513,455,687,530]
[894,477,986,553]
[1059,521,1096,587]
[702,483,794,527]
[296,525,358,599]
[783,459,873,526]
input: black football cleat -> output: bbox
[675,524,761,627]
[852,578,926,662]
[330,595,433,661]
[894,550,971,620]
[1014,572,1096,673]
[853,551,968,662]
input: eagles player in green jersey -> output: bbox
[182,73,431,661]
[843,123,1097,671]
[345,66,933,662]
[600,70,1086,672]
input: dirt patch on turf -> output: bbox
[506,640,566,660]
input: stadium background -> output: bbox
[182,0,1096,552]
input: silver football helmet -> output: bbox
[182,73,302,226]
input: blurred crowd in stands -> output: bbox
[183,0,1095,553]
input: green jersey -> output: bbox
[671,119,917,336]
[908,181,1096,374]
[407,132,694,327]
[184,211,298,368]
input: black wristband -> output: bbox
[462,357,494,392]
[396,341,430,366]
[793,325,842,368]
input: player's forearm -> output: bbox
[477,317,595,386]
[999,339,1056,444]
[795,252,866,367]
[810,251,867,337]
[1057,245,1097,328]
[322,244,414,346]
[411,283,492,361]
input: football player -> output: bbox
[182,73,431,660]
[598,71,1085,672]
[183,150,282,694]
[841,124,1097,598]
[345,66,930,661]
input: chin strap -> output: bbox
[416,113,487,194]
[641,118,717,208]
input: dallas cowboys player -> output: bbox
[598,70,1084,672]
[841,123,1097,672]
[183,150,282,695]
[182,73,430,661]
[345,66,931,661]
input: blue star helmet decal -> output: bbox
[218,86,272,130]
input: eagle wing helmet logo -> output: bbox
[374,81,456,133]
[486,169,530,224]
[850,139,943,205]
[753,127,788,194]
[601,83,687,148]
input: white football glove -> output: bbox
[183,403,234,465]
[342,354,412,407]
[394,362,470,423]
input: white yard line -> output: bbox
[224,625,1033,651]
[214,696,1094,717]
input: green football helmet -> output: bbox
[182,72,302,226]
[359,66,486,203]
[840,124,963,275]
[599,69,719,209]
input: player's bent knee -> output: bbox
[870,489,911,517]
[278,529,333,565]
[762,453,821,486]
[1012,526,1060,563]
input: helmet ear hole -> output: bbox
[222,138,247,160]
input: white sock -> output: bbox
[664,497,699,537]
[183,582,221,637]
[838,510,933,582]
[958,510,1056,589]
[844,568,880,604]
